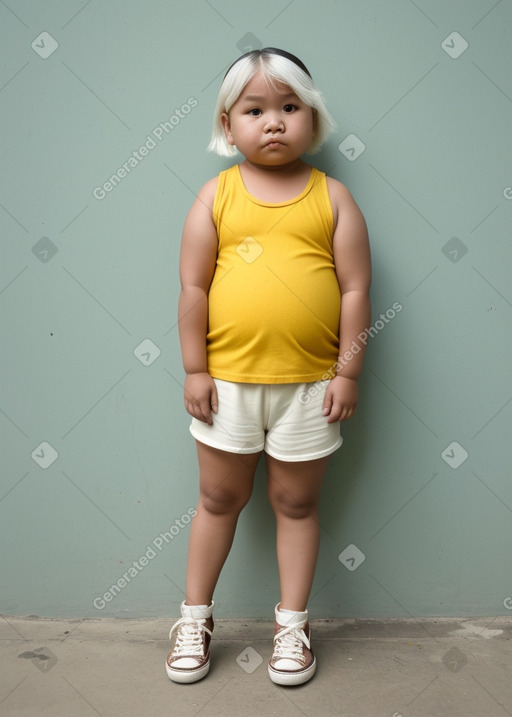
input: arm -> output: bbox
[178,177,219,424]
[323,179,371,423]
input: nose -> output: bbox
[264,113,284,132]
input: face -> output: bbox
[221,71,316,166]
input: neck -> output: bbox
[241,158,308,176]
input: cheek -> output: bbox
[297,117,314,141]
[239,122,260,140]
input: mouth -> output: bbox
[265,139,285,149]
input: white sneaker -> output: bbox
[166,601,214,684]
[268,604,316,686]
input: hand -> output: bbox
[322,376,358,423]
[184,372,218,425]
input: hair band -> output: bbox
[223,47,312,80]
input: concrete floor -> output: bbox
[1,615,511,717]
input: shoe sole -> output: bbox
[268,656,316,686]
[166,660,210,684]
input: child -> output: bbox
[166,47,371,686]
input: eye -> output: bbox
[283,104,298,113]
[248,108,261,116]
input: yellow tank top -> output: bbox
[207,164,340,383]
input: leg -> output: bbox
[266,454,330,612]
[184,441,261,606]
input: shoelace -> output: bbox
[169,617,212,657]
[273,623,310,666]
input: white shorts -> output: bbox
[190,378,342,462]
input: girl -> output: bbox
[166,47,371,686]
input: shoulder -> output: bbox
[194,164,239,210]
[325,176,366,229]
[325,175,357,208]
[184,174,222,227]
[182,175,221,237]
[195,175,220,209]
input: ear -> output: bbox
[221,112,235,146]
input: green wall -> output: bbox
[1,0,511,619]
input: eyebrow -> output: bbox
[241,93,298,101]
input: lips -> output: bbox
[265,139,285,148]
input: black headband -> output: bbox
[223,47,312,80]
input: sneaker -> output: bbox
[268,604,316,686]
[166,601,214,684]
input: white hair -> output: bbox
[208,49,336,157]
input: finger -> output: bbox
[337,407,348,423]
[326,401,343,423]
[210,382,219,414]
[185,399,208,423]
[199,398,214,425]
[185,401,199,420]
[322,391,333,417]
[338,405,356,422]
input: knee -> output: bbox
[268,487,317,520]
[200,487,250,517]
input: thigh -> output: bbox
[265,381,342,462]
[190,379,266,455]
[196,440,261,510]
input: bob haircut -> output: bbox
[208,48,336,157]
